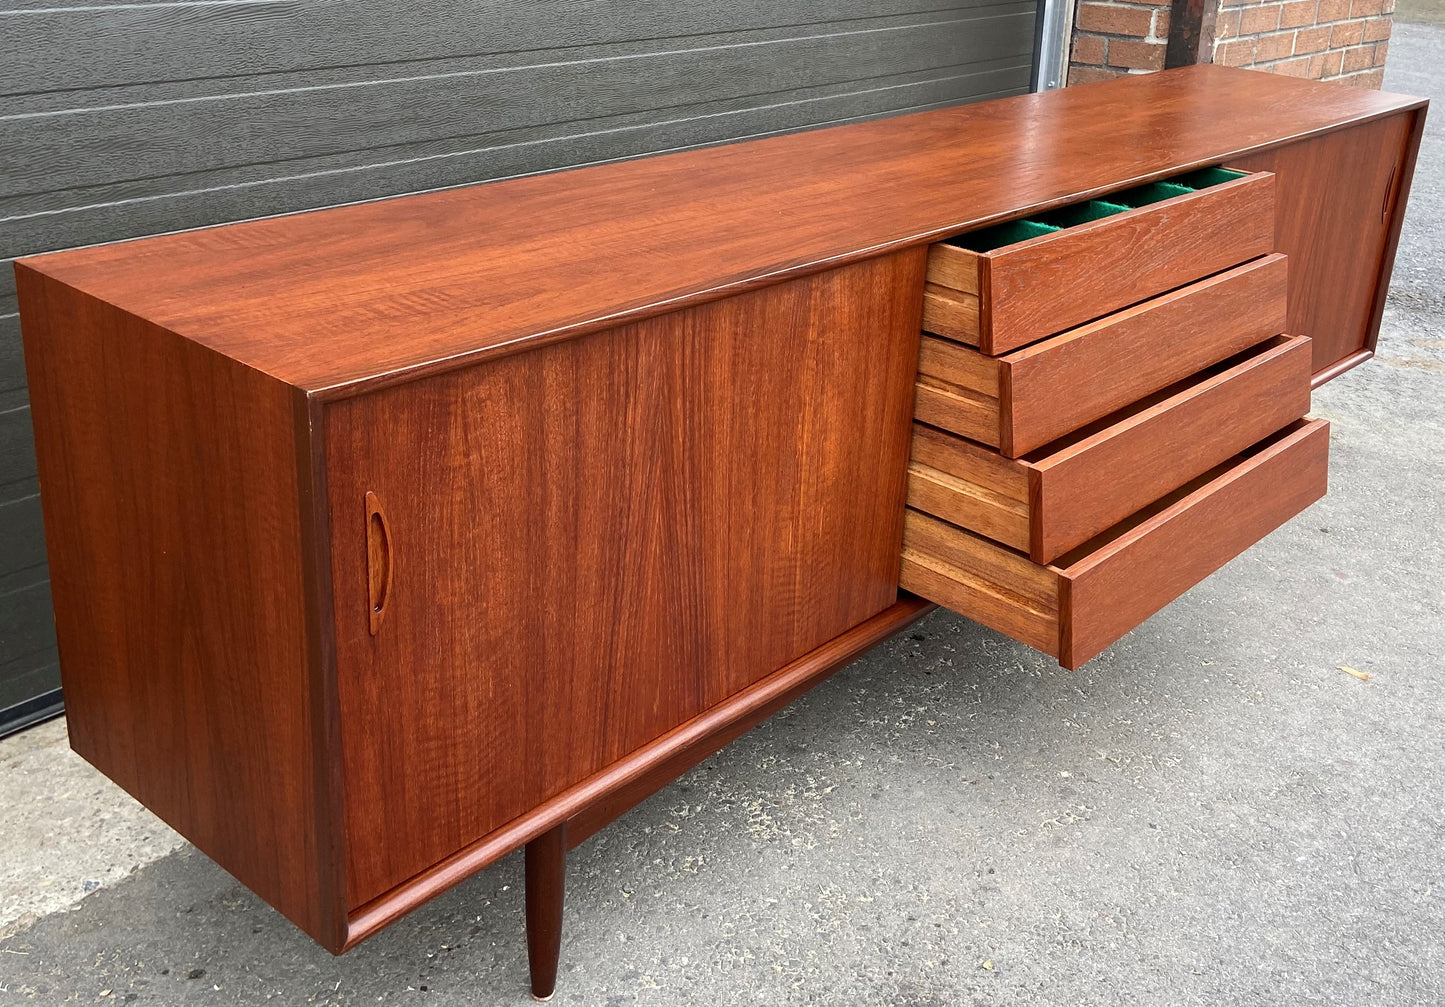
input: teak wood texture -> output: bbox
[1231,113,1424,377]
[915,254,1291,457]
[11,66,1426,988]
[900,419,1331,669]
[16,268,337,943]
[907,333,1314,563]
[1021,335,1312,562]
[325,253,924,909]
[345,596,935,948]
[15,66,1424,396]
[908,335,1313,562]
[922,171,1275,354]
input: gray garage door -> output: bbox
[0,0,1039,735]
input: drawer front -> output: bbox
[1002,253,1289,455]
[915,254,1288,456]
[923,169,1276,355]
[909,335,1313,564]
[901,418,1330,669]
[1058,417,1329,667]
[1028,333,1312,562]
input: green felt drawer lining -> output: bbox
[946,167,1247,253]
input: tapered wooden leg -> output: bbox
[524,821,567,1001]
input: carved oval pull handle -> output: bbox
[365,491,392,635]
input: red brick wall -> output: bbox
[1069,0,1393,87]
[1214,0,1392,86]
[1070,0,1173,83]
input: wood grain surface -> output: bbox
[907,424,1030,550]
[912,253,1289,456]
[15,266,334,940]
[911,336,1004,446]
[912,377,1002,448]
[907,335,1312,563]
[1230,112,1423,375]
[1028,335,1312,562]
[1001,253,1290,455]
[899,509,1060,655]
[917,335,1001,397]
[981,171,1275,354]
[343,595,934,948]
[921,284,983,346]
[17,66,1422,395]
[1058,418,1329,667]
[560,600,935,849]
[324,254,923,907]
[900,418,1329,669]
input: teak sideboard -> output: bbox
[16,66,1424,998]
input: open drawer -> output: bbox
[900,418,1329,669]
[923,167,1276,355]
[915,253,1289,456]
[908,334,1313,563]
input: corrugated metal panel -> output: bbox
[0,0,1037,725]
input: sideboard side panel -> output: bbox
[1228,109,1422,378]
[325,251,926,908]
[16,266,332,943]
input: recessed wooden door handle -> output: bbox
[365,491,392,635]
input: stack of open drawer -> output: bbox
[900,166,1331,669]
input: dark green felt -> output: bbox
[948,218,1059,252]
[1034,199,1129,229]
[1111,181,1194,207]
[1170,166,1246,189]
[944,166,1247,253]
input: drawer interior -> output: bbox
[947,167,1247,252]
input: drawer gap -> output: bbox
[1050,417,1314,570]
[1018,333,1295,464]
[992,251,1283,362]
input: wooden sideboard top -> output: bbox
[17,65,1423,397]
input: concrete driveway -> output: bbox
[1,26,1442,1006]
